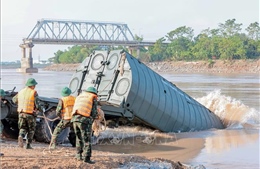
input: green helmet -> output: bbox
[61,87,71,97]
[0,89,5,97]
[86,87,97,94]
[26,78,38,86]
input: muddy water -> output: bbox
[1,69,259,169]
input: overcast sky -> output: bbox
[1,0,259,62]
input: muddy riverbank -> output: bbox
[0,138,188,169]
[43,59,260,74]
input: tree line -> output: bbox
[49,19,260,63]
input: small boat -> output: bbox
[69,50,224,132]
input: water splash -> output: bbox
[196,89,260,129]
[96,126,176,146]
[96,89,259,143]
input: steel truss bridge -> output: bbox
[22,19,155,46]
[18,19,158,73]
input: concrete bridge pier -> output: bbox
[127,47,140,59]
[17,43,38,73]
[136,48,140,59]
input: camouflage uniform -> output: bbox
[50,87,75,149]
[0,121,3,140]
[17,113,36,145]
[71,88,98,164]
[51,118,71,143]
[0,89,5,156]
[0,102,5,142]
[0,121,3,156]
[50,100,71,147]
[12,78,42,149]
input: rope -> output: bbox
[37,115,60,122]
[37,109,107,149]
[102,117,107,131]
[36,114,59,149]
[44,113,54,136]
[37,114,60,137]
[42,147,74,156]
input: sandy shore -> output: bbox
[0,138,188,169]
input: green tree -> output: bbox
[193,28,221,59]
[218,36,246,60]
[192,33,211,60]
[52,50,64,63]
[246,22,260,40]
[244,38,260,59]
[166,26,194,40]
[148,37,168,61]
[219,19,242,37]
[165,26,194,60]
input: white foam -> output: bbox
[196,89,260,129]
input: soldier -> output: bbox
[0,89,6,156]
[12,78,43,149]
[71,86,98,164]
[49,87,75,149]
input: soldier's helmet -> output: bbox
[0,89,5,97]
[86,87,97,94]
[26,78,38,86]
[61,87,72,97]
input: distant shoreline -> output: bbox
[2,59,259,74]
[42,59,260,74]
[1,63,51,69]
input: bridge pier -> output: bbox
[136,48,140,59]
[17,43,38,73]
[127,47,140,59]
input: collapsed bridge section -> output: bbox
[69,50,224,132]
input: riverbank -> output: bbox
[43,59,260,74]
[0,138,188,169]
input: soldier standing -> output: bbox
[12,78,43,149]
[71,87,98,164]
[49,87,75,149]
[0,89,6,156]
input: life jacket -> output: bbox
[61,95,75,120]
[17,87,36,114]
[72,92,97,117]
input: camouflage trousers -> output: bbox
[18,113,36,144]
[51,119,71,143]
[73,119,93,158]
[0,121,3,136]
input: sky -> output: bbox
[1,0,259,62]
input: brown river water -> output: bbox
[1,69,259,169]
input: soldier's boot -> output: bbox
[26,143,33,149]
[18,136,24,148]
[84,156,95,164]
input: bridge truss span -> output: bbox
[25,19,137,45]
